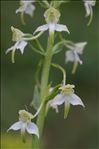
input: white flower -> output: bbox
[84,0,96,17]
[34,7,70,33]
[83,0,96,25]
[16,0,35,17]
[6,40,27,55]
[6,26,27,63]
[48,84,85,114]
[65,42,87,64]
[8,110,39,142]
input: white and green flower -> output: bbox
[34,7,70,33]
[16,0,35,17]
[8,110,39,142]
[65,42,87,64]
[83,0,96,25]
[84,0,96,17]
[65,42,87,73]
[6,26,28,63]
[48,84,85,117]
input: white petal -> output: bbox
[6,46,14,54]
[15,40,27,54]
[65,50,82,64]
[48,103,59,113]
[68,93,85,107]
[75,42,87,54]
[16,7,24,14]
[25,4,35,17]
[7,121,22,131]
[54,106,59,113]
[48,94,65,113]
[49,87,54,94]
[50,94,65,106]
[84,3,91,17]
[75,53,83,64]
[65,50,75,62]
[34,24,49,34]
[55,24,70,34]
[48,23,56,31]
[21,1,35,5]
[26,122,39,138]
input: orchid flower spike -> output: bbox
[48,84,85,118]
[65,42,87,73]
[83,0,96,25]
[34,7,70,33]
[6,26,28,63]
[7,110,39,142]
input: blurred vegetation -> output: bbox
[1,133,31,149]
[1,1,99,149]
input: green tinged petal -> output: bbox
[11,48,16,63]
[72,61,79,74]
[20,123,26,143]
[64,102,70,119]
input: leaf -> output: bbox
[46,84,61,102]
[52,41,65,55]
[53,48,63,55]
[30,85,40,110]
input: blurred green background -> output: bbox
[1,1,99,149]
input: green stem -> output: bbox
[42,0,50,8]
[51,63,66,85]
[29,43,45,56]
[87,7,93,26]
[20,12,25,25]
[32,30,55,149]
[23,31,44,41]
[35,39,45,52]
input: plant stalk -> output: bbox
[32,30,55,149]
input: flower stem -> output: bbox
[51,63,66,85]
[23,31,44,41]
[29,43,45,56]
[32,30,55,149]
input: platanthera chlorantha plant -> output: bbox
[6,0,96,148]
